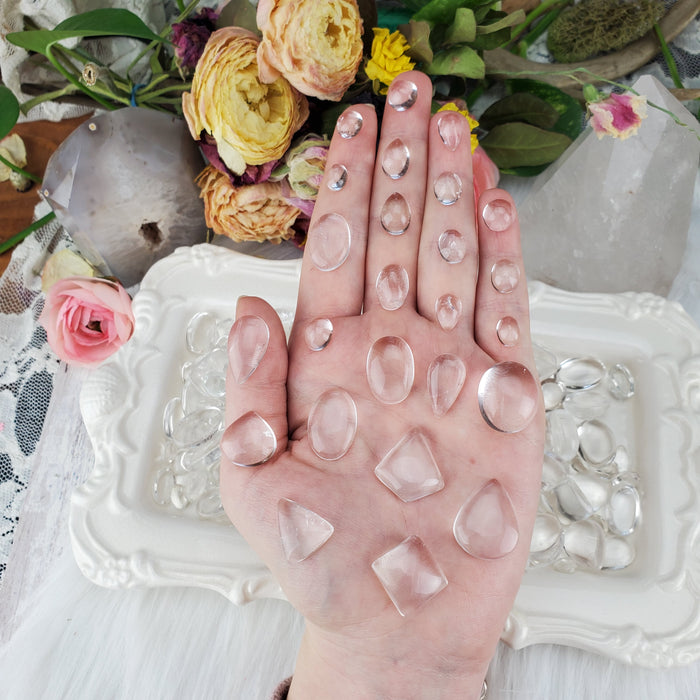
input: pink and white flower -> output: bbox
[588,92,647,140]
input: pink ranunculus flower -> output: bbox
[39,277,135,367]
[588,92,647,140]
[473,146,500,203]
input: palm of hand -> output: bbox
[220,72,544,689]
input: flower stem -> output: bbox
[653,23,684,89]
[0,153,42,184]
[509,0,571,47]
[20,85,82,115]
[0,212,56,255]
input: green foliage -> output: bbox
[479,93,560,130]
[479,79,584,175]
[7,9,162,54]
[426,45,484,80]
[0,86,20,141]
[387,0,523,80]
[480,123,571,168]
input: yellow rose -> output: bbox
[182,27,309,175]
[256,0,363,101]
[365,27,415,94]
[196,165,301,244]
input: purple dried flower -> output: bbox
[171,7,220,72]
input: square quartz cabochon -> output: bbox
[70,245,700,665]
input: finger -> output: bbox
[221,296,289,469]
[416,109,477,333]
[473,190,533,362]
[295,103,378,322]
[364,70,432,313]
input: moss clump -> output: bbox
[547,0,665,63]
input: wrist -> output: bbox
[289,625,489,700]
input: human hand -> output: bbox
[220,71,545,700]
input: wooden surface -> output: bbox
[0,115,91,278]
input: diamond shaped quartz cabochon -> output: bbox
[517,76,700,295]
[371,535,448,616]
[41,107,206,287]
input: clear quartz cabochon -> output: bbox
[454,480,519,559]
[478,362,539,433]
[482,198,515,231]
[309,212,351,271]
[491,259,520,293]
[228,315,269,384]
[428,354,466,416]
[305,318,333,351]
[382,138,410,179]
[496,316,520,346]
[186,312,219,354]
[326,163,348,190]
[541,379,566,411]
[545,408,579,461]
[336,110,363,138]
[607,363,635,399]
[278,498,334,563]
[380,193,411,234]
[171,407,222,448]
[557,356,606,390]
[608,480,641,535]
[533,343,558,380]
[577,419,616,465]
[386,79,418,111]
[437,111,463,151]
[435,294,462,331]
[563,519,604,569]
[366,336,415,404]
[438,229,467,263]
[563,388,610,421]
[433,172,462,205]
[220,411,276,467]
[528,513,562,567]
[308,388,357,461]
[374,430,444,502]
[371,535,448,616]
[376,264,409,310]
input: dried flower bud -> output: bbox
[81,62,101,87]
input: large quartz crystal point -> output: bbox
[518,76,700,295]
[41,107,206,287]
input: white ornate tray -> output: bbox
[70,244,700,666]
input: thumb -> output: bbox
[221,296,289,468]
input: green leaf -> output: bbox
[507,79,584,141]
[479,93,560,130]
[480,122,571,168]
[7,9,162,55]
[425,45,484,79]
[476,8,525,33]
[445,8,476,44]
[470,25,511,50]
[412,0,466,25]
[0,86,20,141]
[399,20,434,63]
